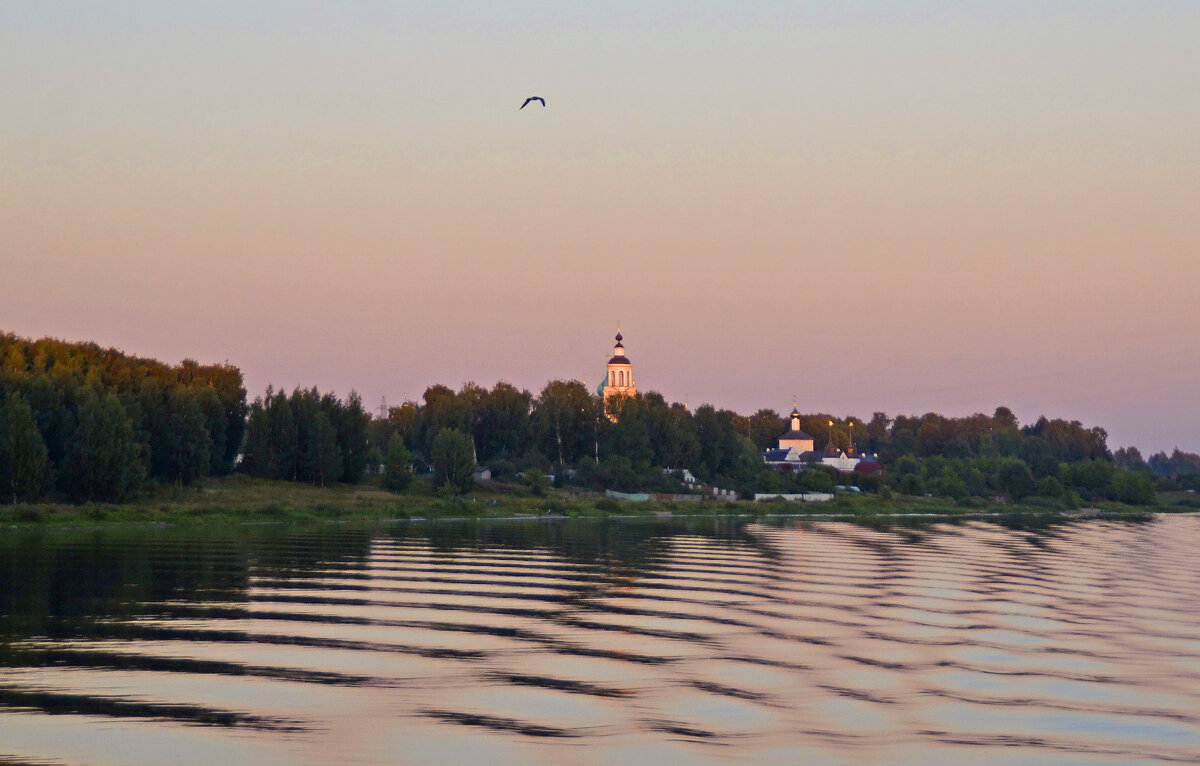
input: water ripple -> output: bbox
[1,516,1199,764]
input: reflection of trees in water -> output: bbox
[0,519,771,642]
[389,517,763,573]
[2,515,1163,643]
[0,526,375,640]
[17,514,1119,643]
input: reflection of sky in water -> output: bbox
[1,516,1199,765]
[927,704,1200,748]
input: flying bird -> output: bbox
[520,96,545,109]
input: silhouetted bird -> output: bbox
[520,96,545,109]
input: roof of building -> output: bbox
[823,442,842,457]
[764,448,816,463]
[780,428,813,441]
[608,355,632,366]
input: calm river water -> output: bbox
[2,515,1199,765]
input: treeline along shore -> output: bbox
[2,331,1199,518]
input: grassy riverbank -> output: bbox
[3,475,1192,528]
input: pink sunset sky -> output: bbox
[2,2,1198,454]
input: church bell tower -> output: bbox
[603,327,635,403]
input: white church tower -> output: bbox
[602,328,636,403]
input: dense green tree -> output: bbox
[1108,469,1154,505]
[965,466,988,496]
[240,395,273,477]
[191,386,229,476]
[0,394,49,503]
[604,396,654,468]
[864,412,890,453]
[931,466,968,500]
[1022,417,1110,462]
[756,470,784,493]
[892,456,920,478]
[916,415,969,458]
[241,386,368,487]
[745,409,786,452]
[598,455,639,492]
[1016,437,1060,478]
[334,391,371,483]
[388,401,421,450]
[993,406,1019,429]
[662,403,701,469]
[383,433,413,492]
[0,333,246,482]
[302,410,342,487]
[418,385,469,457]
[1113,446,1147,471]
[1061,459,1116,498]
[19,375,76,472]
[1038,476,1065,499]
[431,428,475,494]
[995,459,1036,501]
[1147,448,1200,479]
[65,389,146,502]
[693,405,750,482]
[478,382,533,461]
[532,380,594,467]
[267,390,299,480]
[899,473,924,496]
[288,389,337,486]
[162,387,213,487]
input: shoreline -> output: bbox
[2,474,1188,531]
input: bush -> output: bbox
[524,468,550,497]
[899,473,924,496]
[995,459,1036,501]
[595,497,620,512]
[602,455,638,492]
[931,467,967,500]
[756,470,784,494]
[1109,470,1155,505]
[796,468,834,493]
[1038,476,1065,499]
[1061,459,1115,497]
[853,472,883,492]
